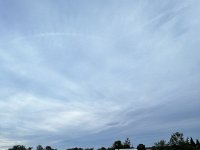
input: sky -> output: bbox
[0,0,200,149]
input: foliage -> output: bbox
[197,139,200,145]
[112,140,123,149]
[110,138,132,150]
[137,144,146,150]
[97,147,106,150]
[36,145,44,150]
[168,132,184,146]
[190,137,196,147]
[7,132,200,150]
[85,148,94,150]
[153,140,167,150]
[8,145,27,150]
[67,147,83,150]
[45,146,52,150]
[196,139,200,149]
[154,140,167,147]
[123,138,131,148]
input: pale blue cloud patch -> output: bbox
[0,0,200,150]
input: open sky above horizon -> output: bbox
[0,0,200,149]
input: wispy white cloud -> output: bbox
[0,136,26,150]
[0,92,128,146]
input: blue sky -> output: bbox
[0,0,200,149]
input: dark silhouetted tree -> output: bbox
[137,144,146,150]
[185,137,190,144]
[45,146,53,150]
[190,137,195,147]
[67,147,83,150]
[123,138,131,148]
[37,145,44,150]
[98,147,107,150]
[154,140,166,147]
[112,140,123,150]
[169,132,184,146]
[27,147,33,150]
[154,140,167,150]
[85,148,93,150]
[196,139,200,149]
[196,139,200,145]
[8,145,26,150]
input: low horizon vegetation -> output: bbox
[7,132,200,150]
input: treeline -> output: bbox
[7,132,200,150]
[151,132,200,150]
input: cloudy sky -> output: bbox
[0,0,200,149]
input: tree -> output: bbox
[107,147,113,150]
[196,139,200,145]
[154,140,167,150]
[123,138,131,148]
[196,139,200,149]
[45,146,52,150]
[154,140,166,147]
[37,145,44,150]
[185,137,190,144]
[169,132,184,146]
[85,148,93,150]
[190,137,195,147]
[137,144,146,150]
[112,140,123,149]
[8,145,26,150]
[98,147,107,150]
[67,147,83,150]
